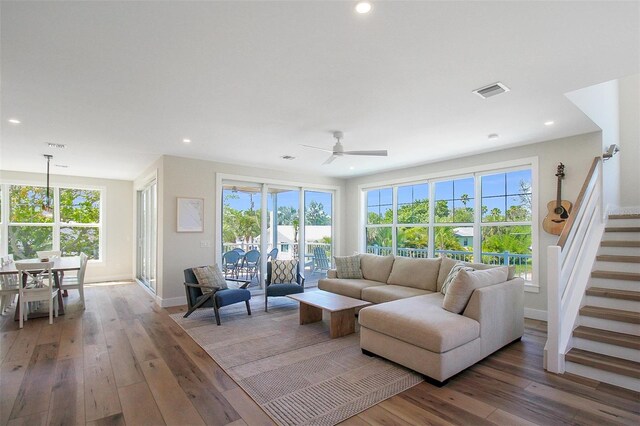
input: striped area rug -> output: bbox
[169,295,423,425]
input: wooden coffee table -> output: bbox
[287,290,372,338]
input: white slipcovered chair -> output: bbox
[16,261,59,328]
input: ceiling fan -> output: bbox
[302,131,388,165]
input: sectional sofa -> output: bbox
[318,254,524,385]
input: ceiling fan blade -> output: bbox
[322,155,337,165]
[343,150,388,156]
[301,144,334,153]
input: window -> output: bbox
[480,170,532,280]
[2,184,103,261]
[362,166,533,282]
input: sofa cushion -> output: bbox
[361,285,432,304]
[443,267,509,314]
[360,254,395,283]
[386,257,441,291]
[317,278,384,299]
[437,257,515,291]
[334,255,363,279]
[359,294,480,353]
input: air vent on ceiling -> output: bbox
[47,142,66,149]
[280,155,296,160]
[472,82,510,99]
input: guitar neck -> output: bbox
[556,176,562,207]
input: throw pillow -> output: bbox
[334,254,363,279]
[440,262,475,295]
[271,259,298,284]
[192,264,228,293]
[442,267,509,314]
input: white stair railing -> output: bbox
[545,157,605,373]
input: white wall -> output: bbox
[141,155,345,306]
[618,73,640,207]
[0,170,134,282]
[344,132,602,315]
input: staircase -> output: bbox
[564,213,640,391]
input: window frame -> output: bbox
[0,183,105,262]
[358,158,538,291]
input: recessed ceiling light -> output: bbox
[281,155,296,160]
[488,133,499,140]
[544,121,555,126]
[8,118,21,124]
[47,142,66,149]
[355,2,372,14]
[182,138,191,143]
[349,166,355,170]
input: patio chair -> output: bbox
[264,261,304,312]
[266,248,278,261]
[183,267,252,325]
[222,250,242,278]
[312,247,330,275]
[242,249,260,280]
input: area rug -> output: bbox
[169,295,423,426]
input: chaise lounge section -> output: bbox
[318,254,524,385]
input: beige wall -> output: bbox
[0,170,133,282]
[145,155,345,305]
[618,73,640,207]
[344,132,603,315]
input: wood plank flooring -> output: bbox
[1,282,638,425]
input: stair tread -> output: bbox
[573,326,640,350]
[605,227,640,232]
[586,287,640,301]
[591,270,640,281]
[596,255,640,263]
[579,305,640,324]
[566,348,640,378]
[609,214,640,220]
[601,240,640,248]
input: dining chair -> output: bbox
[60,253,88,308]
[222,250,242,278]
[0,256,19,315]
[36,250,62,259]
[16,261,59,328]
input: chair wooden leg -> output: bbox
[213,303,221,326]
[49,298,54,325]
[246,300,251,316]
[19,301,24,329]
[183,293,213,318]
[264,294,268,312]
[79,286,85,309]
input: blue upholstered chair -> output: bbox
[264,261,304,312]
[183,267,252,325]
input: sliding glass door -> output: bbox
[220,180,334,289]
[136,180,157,292]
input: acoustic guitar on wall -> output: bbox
[543,163,572,235]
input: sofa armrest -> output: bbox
[463,277,524,357]
[327,269,338,279]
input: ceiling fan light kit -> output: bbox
[302,131,388,165]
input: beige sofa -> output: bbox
[318,254,524,385]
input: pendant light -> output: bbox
[42,154,53,218]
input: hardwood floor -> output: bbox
[1,282,638,426]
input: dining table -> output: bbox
[0,256,81,320]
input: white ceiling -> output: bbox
[1,1,638,181]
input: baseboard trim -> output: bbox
[525,307,547,321]
[155,295,187,308]
[86,274,134,284]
